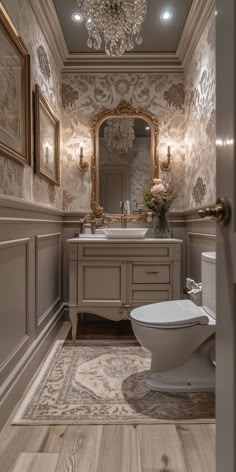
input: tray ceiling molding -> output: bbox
[62,52,184,73]
[29,0,215,73]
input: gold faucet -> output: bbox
[121,213,128,228]
[120,201,128,228]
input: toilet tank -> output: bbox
[201,251,216,319]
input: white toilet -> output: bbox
[130,252,216,393]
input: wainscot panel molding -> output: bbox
[35,233,62,327]
[0,195,64,431]
[0,238,30,370]
[187,232,216,282]
[184,205,216,284]
[0,305,65,431]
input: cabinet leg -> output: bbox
[69,307,78,341]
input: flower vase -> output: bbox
[152,212,171,238]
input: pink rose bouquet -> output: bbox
[143,178,178,237]
[144,178,178,215]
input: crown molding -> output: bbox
[177,0,215,68]
[28,0,68,68]
[62,53,184,74]
[28,0,215,74]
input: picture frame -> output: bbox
[34,84,60,186]
[0,3,31,165]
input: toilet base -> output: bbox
[146,354,215,393]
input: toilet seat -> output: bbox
[130,300,211,329]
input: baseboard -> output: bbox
[0,303,65,431]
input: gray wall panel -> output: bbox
[35,233,62,326]
[0,239,29,367]
[0,196,64,430]
[187,232,216,282]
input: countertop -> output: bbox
[67,237,183,243]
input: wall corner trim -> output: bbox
[28,0,68,68]
[177,0,215,67]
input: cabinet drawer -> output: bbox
[132,264,170,284]
[83,245,169,258]
[132,287,171,302]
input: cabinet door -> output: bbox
[78,261,126,307]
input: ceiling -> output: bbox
[53,0,194,54]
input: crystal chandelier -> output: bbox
[76,0,147,56]
[104,119,135,153]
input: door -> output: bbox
[216,1,236,470]
[100,165,131,213]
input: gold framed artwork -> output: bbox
[0,3,31,165]
[34,84,60,186]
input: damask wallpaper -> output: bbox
[184,13,216,209]
[61,73,186,211]
[0,0,63,208]
[0,1,215,213]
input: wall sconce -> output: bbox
[44,142,50,166]
[160,145,171,172]
[78,142,89,173]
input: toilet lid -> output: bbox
[130,300,209,327]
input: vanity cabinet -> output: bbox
[68,238,182,340]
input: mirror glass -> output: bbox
[99,117,151,214]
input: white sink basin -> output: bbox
[103,228,148,239]
[79,233,106,239]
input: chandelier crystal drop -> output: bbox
[104,119,135,154]
[76,0,147,56]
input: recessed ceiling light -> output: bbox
[160,10,173,22]
[72,12,83,23]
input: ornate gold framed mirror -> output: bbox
[90,101,159,222]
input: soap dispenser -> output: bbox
[82,214,95,234]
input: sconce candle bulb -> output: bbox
[45,143,49,165]
[78,142,89,173]
[160,144,172,172]
[80,142,84,156]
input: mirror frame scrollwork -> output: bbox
[90,101,159,222]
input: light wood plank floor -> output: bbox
[0,322,216,472]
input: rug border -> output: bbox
[12,340,215,426]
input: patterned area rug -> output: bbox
[13,341,215,425]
